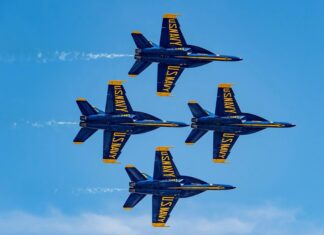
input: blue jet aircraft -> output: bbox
[73,80,188,163]
[129,13,242,96]
[123,146,235,227]
[185,84,295,163]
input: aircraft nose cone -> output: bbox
[228,186,236,190]
[284,123,296,128]
[233,56,243,61]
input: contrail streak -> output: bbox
[0,51,133,63]
[12,120,78,128]
[72,187,127,195]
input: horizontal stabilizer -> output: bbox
[185,129,208,145]
[188,101,209,118]
[131,31,153,49]
[123,193,146,210]
[73,128,97,144]
[125,165,147,182]
[76,99,98,116]
[128,60,152,77]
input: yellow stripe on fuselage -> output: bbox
[175,56,232,61]
[231,123,283,127]
[122,122,179,127]
[169,186,225,190]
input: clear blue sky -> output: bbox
[0,1,323,234]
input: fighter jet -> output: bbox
[73,80,188,163]
[129,13,242,96]
[185,84,295,163]
[123,146,235,227]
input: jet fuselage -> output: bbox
[79,112,188,134]
[136,46,242,68]
[191,114,295,135]
[129,176,235,198]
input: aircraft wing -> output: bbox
[215,84,241,116]
[157,63,184,96]
[152,195,179,227]
[103,130,131,163]
[106,80,133,114]
[128,60,152,77]
[153,146,180,180]
[160,13,187,48]
[213,131,239,163]
[185,129,208,145]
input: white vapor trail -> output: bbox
[72,187,127,195]
[0,51,133,63]
[12,120,78,128]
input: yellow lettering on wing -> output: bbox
[160,151,176,177]
[158,196,174,223]
[114,85,128,113]
[162,66,180,93]
[223,88,237,114]
[219,133,236,158]
[168,19,183,47]
[109,132,127,159]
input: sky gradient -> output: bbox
[0,1,323,234]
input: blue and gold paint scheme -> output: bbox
[129,13,242,96]
[123,147,235,227]
[73,80,188,163]
[185,84,295,163]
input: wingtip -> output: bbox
[103,159,120,164]
[125,164,135,168]
[73,141,83,144]
[188,100,197,104]
[128,74,137,78]
[131,30,141,34]
[155,146,173,151]
[108,80,123,85]
[218,83,233,88]
[76,98,87,102]
[185,142,194,146]
[152,222,167,227]
[157,92,171,97]
[163,13,179,19]
[213,159,226,163]
[123,207,133,211]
